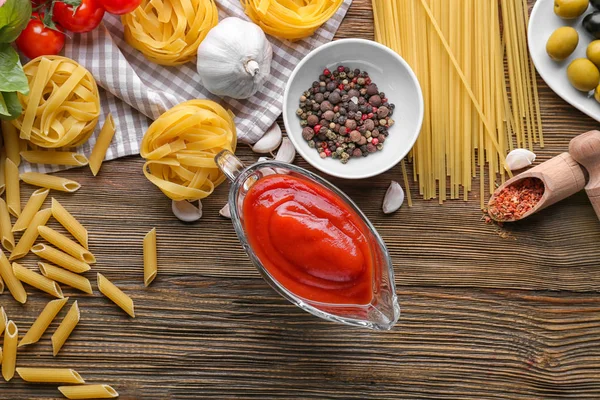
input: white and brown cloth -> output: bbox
[23,0,352,173]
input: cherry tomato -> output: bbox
[15,13,65,59]
[99,0,141,15]
[53,0,105,33]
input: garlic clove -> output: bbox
[260,167,277,177]
[505,148,536,171]
[382,181,405,214]
[258,157,270,162]
[219,203,231,219]
[172,200,203,222]
[252,123,282,153]
[275,137,296,164]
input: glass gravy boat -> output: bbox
[216,150,400,330]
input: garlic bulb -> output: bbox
[197,17,273,99]
[505,148,536,171]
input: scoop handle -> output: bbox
[569,130,600,221]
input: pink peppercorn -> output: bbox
[313,124,321,134]
[337,66,345,72]
[367,112,374,118]
[324,149,332,156]
[361,114,368,120]
[323,68,331,76]
[371,138,379,145]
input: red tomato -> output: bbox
[99,0,141,15]
[15,13,65,59]
[53,0,105,33]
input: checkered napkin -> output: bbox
[23,0,352,173]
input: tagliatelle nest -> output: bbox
[122,0,218,66]
[13,56,100,149]
[140,99,237,201]
[241,0,344,41]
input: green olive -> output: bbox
[567,58,600,91]
[554,0,590,19]
[546,27,579,60]
[587,40,600,66]
[595,84,600,102]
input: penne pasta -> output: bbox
[2,120,21,167]
[0,149,6,196]
[21,151,89,167]
[0,274,4,294]
[51,199,88,249]
[0,306,6,336]
[38,226,96,264]
[20,172,81,193]
[12,188,50,232]
[97,273,135,318]
[143,228,158,287]
[0,199,15,251]
[39,263,93,294]
[0,249,27,303]
[51,301,80,356]
[13,262,63,299]
[2,320,18,381]
[19,298,69,347]
[89,114,116,176]
[31,244,91,274]
[58,384,118,399]
[10,208,52,260]
[17,368,85,384]
[5,158,20,217]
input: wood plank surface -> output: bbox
[4,1,600,399]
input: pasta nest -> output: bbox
[241,0,344,41]
[122,0,218,66]
[13,56,100,149]
[140,99,237,201]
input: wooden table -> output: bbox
[6,1,600,399]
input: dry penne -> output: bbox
[2,120,21,167]
[97,273,135,317]
[0,149,6,196]
[51,301,80,356]
[0,250,27,303]
[39,263,92,294]
[0,307,6,335]
[13,188,50,232]
[89,114,116,176]
[20,172,81,193]
[10,208,52,260]
[5,158,20,217]
[32,244,91,273]
[0,198,14,251]
[17,368,85,384]
[0,274,4,294]
[38,226,96,264]
[13,262,63,298]
[143,228,157,287]
[52,199,88,249]
[59,384,118,399]
[19,298,69,347]
[2,320,18,381]
[21,151,89,167]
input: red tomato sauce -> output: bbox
[242,174,374,305]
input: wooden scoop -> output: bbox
[569,130,600,221]
[488,152,587,222]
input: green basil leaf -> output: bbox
[59,0,82,8]
[42,10,58,30]
[0,43,29,95]
[0,91,22,120]
[0,0,32,43]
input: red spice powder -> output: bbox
[488,177,545,221]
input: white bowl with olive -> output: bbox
[530,0,600,121]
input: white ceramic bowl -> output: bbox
[529,0,599,122]
[283,39,424,179]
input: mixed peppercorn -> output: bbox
[295,65,396,163]
[488,177,545,221]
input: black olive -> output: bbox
[583,11,600,39]
[592,0,600,10]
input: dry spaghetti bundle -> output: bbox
[372,0,543,207]
[122,0,218,66]
[13,56,100,149]
[141,99,237,201]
